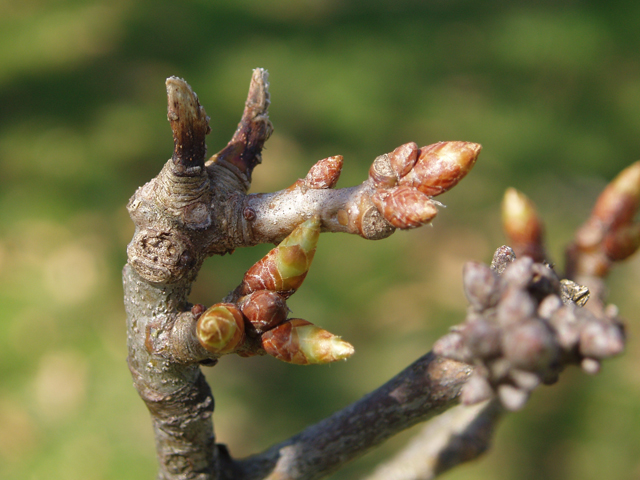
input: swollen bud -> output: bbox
[398,141,481,196]
[261,319,354,365]
[239,290,289,334]
[371,186,438,229]
[196,303,245,354]
[239,216,321,296]
[591,161,640,229]
[304,155,343,189]
[502,188,546,262]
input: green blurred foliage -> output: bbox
[1,0,640,479]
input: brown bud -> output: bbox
[304,155,343,189]
[591,161,640,230]
[398,141,481,196]
[388,142,419,178]
[371,186,438,229]
[239,290,289,334]
[502,188,546,262]
[462,261,501,310]
[602,223,640,261]
[239,217,320,296]
[261,319,354,365]
[196,303,245,354]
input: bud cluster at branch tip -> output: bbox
[434,246,625,411]
[261,319,354,365]
[196,303,245,354]
[370,141,481,230]
[568,162,640,277]
[238,216,321,297]
[502,188,546,262]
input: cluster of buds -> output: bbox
[369,141,481,229]
[434,246,625,411]
[567,162,640,278]
[196,216,354,365]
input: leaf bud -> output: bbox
[196,303,245,354]
[602,223,640,261]
[239,216,321,296]
[239,290,289,334]
[398,141,481,196]
[261,319,354,365]
[388,142,419,178]
[371,186,438,229]
[591,161,640,230]
[304,155,343,189]
[501,188,546,262]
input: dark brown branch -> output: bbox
[167,77,211,177]
[223,354,472,480]
[210,68,273,187]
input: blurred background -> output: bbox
[1,0,640,479]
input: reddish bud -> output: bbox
[591,161,640,230]
[388,142,419,178]
[371,186,438,229]
[196,303,245,354]
[398,141,481,196]
[602,223,640,261]
[239,290,289,334]
[304,155,343,189]
[261,319,354,365]
[239,216,320,296]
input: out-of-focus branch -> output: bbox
[364,400,503,480]
[222,354,472,480]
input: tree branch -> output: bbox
[224,354,472,480]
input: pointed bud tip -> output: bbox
[611,161,640,199]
